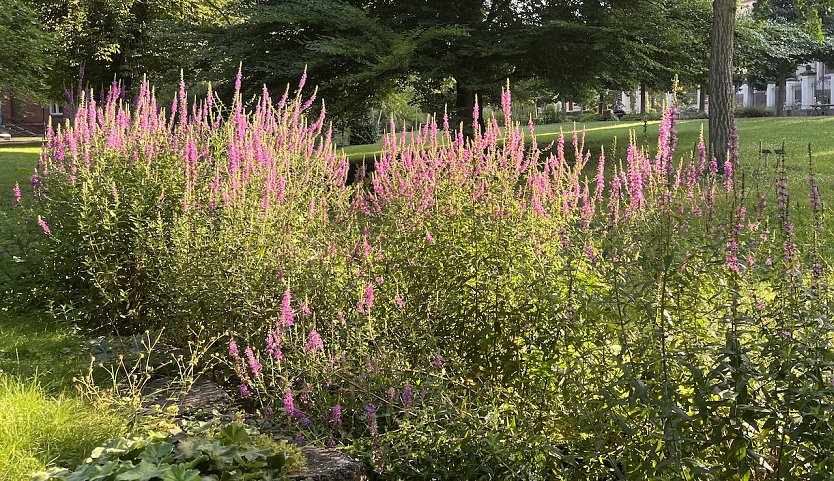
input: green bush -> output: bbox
[620,112,663,121]
[535,105,567,125]
[568,111,604,122]
[735,106,776,118]
[348,116,382,145]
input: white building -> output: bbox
[737,62,833,114]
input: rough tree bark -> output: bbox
[640,81,647,115]
[455,83,485,139]
[776,62,789,117]
[708,0,736,170]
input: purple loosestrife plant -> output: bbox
[25,73,834,480]
[304,330,323,354]
[281,291,295,327]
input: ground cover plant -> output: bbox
[33,420,305,481]
[7,74,834,479]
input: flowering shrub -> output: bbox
[18,74,834,479]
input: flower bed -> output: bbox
[16,73,834,479]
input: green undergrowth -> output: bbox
[33,420,305,481]
[0,312,130,479]
[0,375,128,480]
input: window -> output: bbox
[49,102,63,116]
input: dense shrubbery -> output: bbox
[620,112,664,122]
[736,106,776,118]
[13,75,834,479]
[535,105,567,125]
[567,111,605,122]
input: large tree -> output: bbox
[204,0,416,126]
[741,0,834,116]
[709,0,737,169]
[0,0,51,96]
[207,0,711,129]
[29,0,231,96]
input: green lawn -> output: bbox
[0,310,90,390]
[0,142,41,211]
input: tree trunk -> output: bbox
[455,83,485,139]
[776,62,788,117]
[640,81,647,114]
[708,0,736,170]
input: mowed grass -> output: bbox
[0,310,90,390]
[0,142,41,211]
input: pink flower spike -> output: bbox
[283,387,297,417]
[13,183,21,203]
[331,404,343,425]
[280,290,294,326]
[37,216,51,235]
[235,63,243,93]
[305,330,324,354]
[244,347,263,378]
[239,384,251,397]
[363,283,374,311]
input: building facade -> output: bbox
[0,93,63,136]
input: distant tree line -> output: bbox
[1,1,833,151]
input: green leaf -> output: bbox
[115,461,167,481]
[140,442,175,464]
[265,452,287,470]
[217,423,251,446]
[162,466,201,481]
[84,461,123,481]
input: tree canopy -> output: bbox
[201,0,712,126]
[736,0,834,115]
[0,0,51,96]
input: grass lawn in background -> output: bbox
[0,142,41,209]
